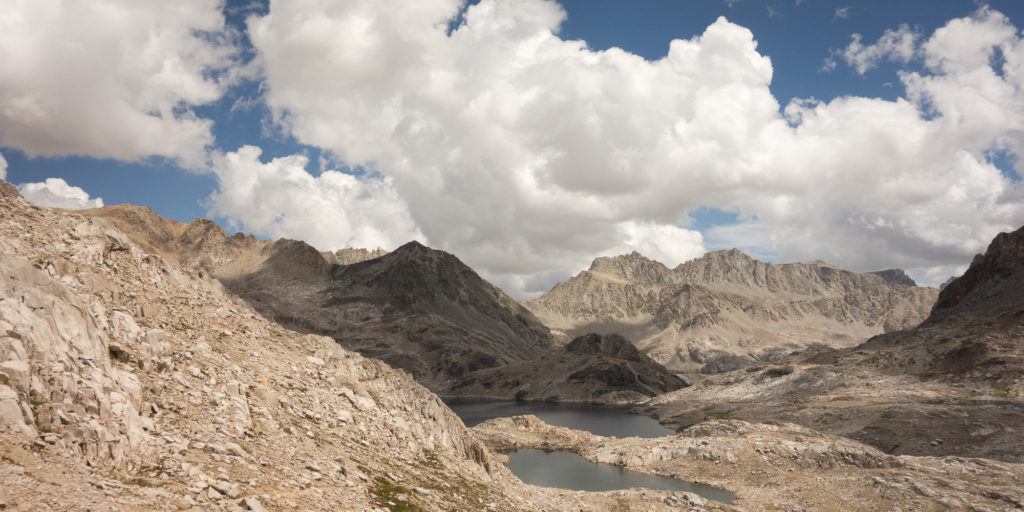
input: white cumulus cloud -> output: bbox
[612,222,706,268]
[206,146,424,252]
[17,178,104,210]
[827,24,919,74]
[245,1,780,290]
[0,0,239,167]
[218,2,1024,297]
[0,151,7,181]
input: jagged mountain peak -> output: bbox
[588,251,671,283]
[525,246,938,374]
[395,239,429,252]
[870,269,918,287]
[931,224,1024,315]
[333,240,514,313]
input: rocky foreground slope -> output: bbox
[525,250,938,375]
[79,205,553,392]
[644,225,1024,463]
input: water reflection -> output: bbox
[507,450,736,503]
[446,400,675,438]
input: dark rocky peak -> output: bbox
[348,240,468,278]
[870,269,918,287]
[262,238,331,281]
[393,239,429,253]
[932,224,1024,314]
[334,240,507,310]
[588,251,672,283]
[565,333,643,361]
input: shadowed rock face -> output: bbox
[525,249,938,374]
[76,206,554,392]
[848,224,1024,378]
[931,225,1024,316]
[448,333,686,404]
[869,269,918,287]
[564,333,644,361]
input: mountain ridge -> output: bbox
[77,206,555,392]
[525,248,938,374]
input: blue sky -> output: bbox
[2,0,1023,296]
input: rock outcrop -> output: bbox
[448,333,686,404]
[525,249,938,374]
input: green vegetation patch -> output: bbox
[369,477,422,512]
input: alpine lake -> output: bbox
[446,400,736,503]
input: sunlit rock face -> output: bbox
[525,248,938,374]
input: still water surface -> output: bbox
[447,401,734,502]
[446,400,675,438]
[507,450,736,503]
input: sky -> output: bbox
[2,0,1024,298]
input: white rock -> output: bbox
[224,442,246,457]
[240,497,269,512]
[0,360,30,390]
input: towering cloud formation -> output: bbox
[0,0,238,167]
[212,1,1022,295]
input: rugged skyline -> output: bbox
[2,0,1023,298]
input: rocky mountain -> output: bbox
[77,206,553,392]
[851,223,1024,376]
[644,225,1024,463]
[4,181,1024,511]
[447,333,687,404]
[223,240,554,390]
[525,249,938,375]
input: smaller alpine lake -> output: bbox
[507,450,736,502]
